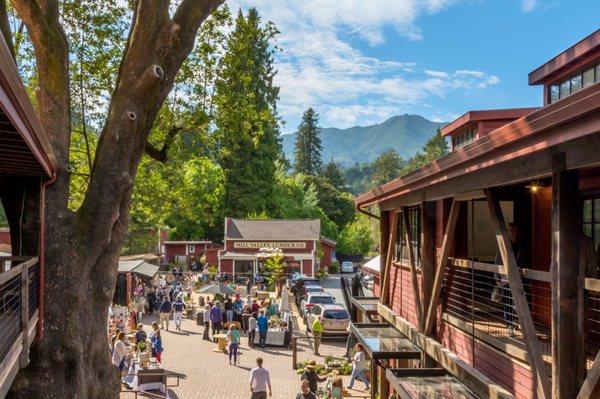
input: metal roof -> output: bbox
[225,218,321,241]
[0,34,56,177]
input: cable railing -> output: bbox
[441,258,556,365]
[0,256,40,395]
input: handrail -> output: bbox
[448,257,600,293]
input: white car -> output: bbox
[341,261,355,273]
[300,293,335,318]
[306,303,351,334]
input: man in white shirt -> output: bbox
[249,357,272,398]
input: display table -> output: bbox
[253,329,287,346]
[255,291,270,300]
[123,361,169,398]
[213,333,228,352]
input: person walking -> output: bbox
[112,332,128,373]
[296,380,316,399]
[246,277,253,296]
[249,357,272,398]
[159,296,172,331]
[311,316,324,356]
[346,343,370,391]
[150,322,164,363]
[300,360,327,394]
[257,311,268,349]
[203,304,212,341]
[225,297,234,324]
[210,301,223,338]
[227,324,241,365]
[172,294,186,330]
[248,312,258,347]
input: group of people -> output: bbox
[201,295,272,350]
[109,322,164,373]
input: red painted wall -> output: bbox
[301,259,312,275]
[0,229,10,245]
[220,259,233,274]
[320,241,334,268]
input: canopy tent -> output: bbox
[199,283,237,295]
[117,260,159,279]
[363,256,380,274]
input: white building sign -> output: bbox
[233,241,307,249]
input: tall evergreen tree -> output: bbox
[371,149,404,185]
[213,8,281,218]
[321,159,346,189]
[405,130,449,172]
[293,107,323,175]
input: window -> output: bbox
[583,67,595,88]
[188,245,195,253]
[323,309,349,320]
[396,207,421,266]
[583,198,600,252]
[453,128,476,150]
[560,80,571,98]
[311,306,321,315]
[571,74,583,93]
[549,61,600,103]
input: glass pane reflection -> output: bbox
[397,375,479,399]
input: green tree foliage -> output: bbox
[404,130,449,172]
[336,214,375,256]
[321,159,346,189]
[270,165,338,239]
[303,175,355,229]
[213,8,281,218]
[293,107,323,175]
[371,149,404,185]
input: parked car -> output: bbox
[306,303,351,334]
[292,276,320,294]
[296,284,324,305]
[340,261,355,273]
[300,293,335,319]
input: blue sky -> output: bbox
[232,0,600,133]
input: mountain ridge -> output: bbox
[282,114,446,167]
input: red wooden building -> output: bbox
[0,33,56,396]
[158,228,216,268]
[218,218,335,278]
[354,29,600,399]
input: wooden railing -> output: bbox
[0,256,40,398]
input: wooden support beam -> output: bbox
[485,188,550,399]
[424,199,460,335]
[380,211,399,306]
[578,350,600,399]
[551,169,584,399]
[420,202,436,325]
[19,264,29,368]
[402,207,424,330]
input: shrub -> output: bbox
[315,268,328,279]
[328,261,339,274]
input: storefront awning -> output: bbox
[220,251,314,261]
[386,368,480,399]
[118,260,159,278]
[350,323,421,360]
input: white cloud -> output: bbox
[521,0,539,12]
[230,0,499,130]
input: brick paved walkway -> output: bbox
[120,289,370,399]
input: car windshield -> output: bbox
[323,309,349,319]
[306,286,322,291]
[310,296,334,304]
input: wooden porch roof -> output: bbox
[0,34,56,177]
[356,81,600,209]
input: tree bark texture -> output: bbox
[7,1,224,398]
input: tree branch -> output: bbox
[144,125,182,163]
[0,0,14,60]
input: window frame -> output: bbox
[396,206,422,267]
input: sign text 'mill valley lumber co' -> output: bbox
[233,242,307,249]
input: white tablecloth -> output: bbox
[253,329,286,346]
[123,363,169,398]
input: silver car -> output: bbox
[306,303,350,334]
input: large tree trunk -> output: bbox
[7,1,223,398]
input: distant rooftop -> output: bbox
[225,218,321,241]
[440,108,539,137]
